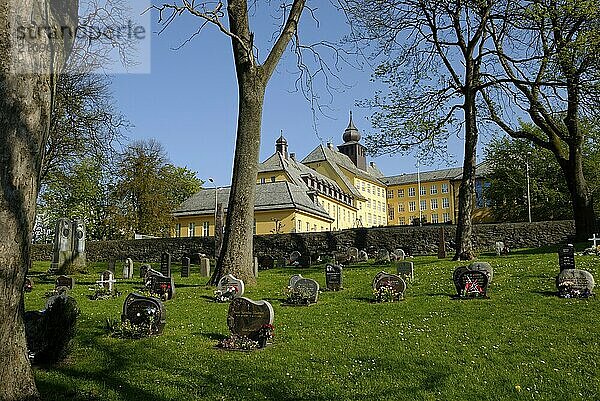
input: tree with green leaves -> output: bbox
[343,0,495,260]
[483,0,600,239]
[112,139,202,238]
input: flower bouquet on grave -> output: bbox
[284,286,313,305]
[461,277,485,298]
[150,283,172,301]
[214,285,238,303]
[557,282,593,299]
[258,324,275,348]
[373,285,402,302]
[109,307,158,339]
[218,335,259,350]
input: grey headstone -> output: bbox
[98,270,115,292]
[325,264,343,291]
[199,258,211,277]
[288,274,303,288]
[55,275,74,290]
[395,249,405,260]
[556,269,595,298]
[358,250,368,262]
[258,255,274,270]
[123,258,134,279]
[227,297,274,341]
[469,262,493,283]
[253,257,259,278]
[372,272,406,300]
[140,264,151,279]
[395,261,414,282]
[376,249,390,263]
[289,251,301,265]
[290,278,320,304]
[121,293,166,335]
[348,247,359,260]
[217,274,245,298]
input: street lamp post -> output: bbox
[525,152,532,223]
[208,178,218,234]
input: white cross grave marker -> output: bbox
[589,234,600,248]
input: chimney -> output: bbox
[370,162,375,168]
[290,153,296,161]
[327,142,333,150]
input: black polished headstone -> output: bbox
[181,257,190,278]
[121,293,166,335]
[160,252,171,277]
[325,264,343,291]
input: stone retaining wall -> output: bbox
[31,220,575,263]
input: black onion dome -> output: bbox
[343,111,361,143]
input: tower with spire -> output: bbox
[337,111,367,171]
[275,130,288,160]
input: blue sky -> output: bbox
[109,2,482,187]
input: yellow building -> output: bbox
[172,114,492,236]
[383,164,491,226]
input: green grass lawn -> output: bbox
[26,249,600,401]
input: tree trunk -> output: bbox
[0,1,77,399]
[210,69,265,285]
[560,146,596,241]
[453,88,478,261]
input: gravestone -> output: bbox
[97,270,116,293]
[455,269,489,298]
[325,264,343,291]
[191,252,205,265]
[288,274,303,288]
[149,275,175,300]
[160,252,172,277]
[24,277,33,292]
[469,262,493,282]
[121,292,166,335]
[395,249,406,260]
[289,277,320,304]
[556,269,595,298]
[395,261,414,282]
[372,272,406,301]
[334,252,351,266]
[495,241,507,256]
[123,258,134,279]
[200,258,211,277]
[348,247,359,261]
[227,297,274,341]
[253,257,259,278]
[49,218,86,273]
[298,254,312,268]
[289,251,301,265]
[558,245,575,271]
[358,250,368,262]
[181,257,190,278]
[258,255,275,270]
[145,268,163,282]
[438,226,446,259]
[55,275,74,290]
[217,274,245,298]
[375,249,390,263]
[452,266,470,294]
[140,264,151,279]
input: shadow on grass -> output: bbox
[352,297,374,303]
[533,290,557,297]
[197,331,228,341]
[173,283,205,289]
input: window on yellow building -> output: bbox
[297,220,302,232]
[441,183,449,193]
[409,201,416,212]
[431,214,439,223]
[442,197,450,208]
[430,185,438,195]
[202,221,209,237]
[368,213,372,225]
[399,217,405,225]
[420,186,426,196]
[270,176,275,182]
[408,187,416,197]
[188,222,195,237]
[398,203,405,212]
[398,189,404,198]
[313,224,317,232]
[387,190,393,199]
[389,209,395,220]
[431,199,438,209]
[443,212,450,222]
[420,200,426,211]
[175,223,181,238]
[306,222,310,232]
[260,177,266,184]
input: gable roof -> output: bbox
[173,181,333,222]
[382,162,489,186]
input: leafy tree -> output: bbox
[483,0,600,239]
[343,0,496,260]
[112,139,202,238]
[0,2,78,399]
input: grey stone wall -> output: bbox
[31,220,575,262]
